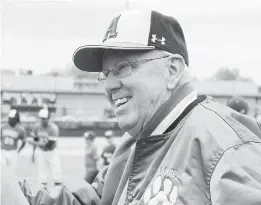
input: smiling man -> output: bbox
[17,9,261,205]
[101,49,176,137]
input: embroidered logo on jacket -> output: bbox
[142,167,180,205]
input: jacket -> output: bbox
[19,83,261,205]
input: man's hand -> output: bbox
[64,179,101,205]
[25,138,36,145]
[41,138,57,151]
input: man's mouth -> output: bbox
[113,97,131,108]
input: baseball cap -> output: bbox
[73,10,188,72]
[84,131,96,140]
[8,109,18,118]
[104,130,114,137]
[38,109,49,119]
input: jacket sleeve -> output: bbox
[19,180,100,205]
[230,112,261,139]
[210,141,261,205]
[19,167,109,205]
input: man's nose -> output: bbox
[103,72,122,92]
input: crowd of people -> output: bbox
[1,9,261,205]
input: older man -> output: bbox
[18,10,261,205]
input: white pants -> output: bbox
[35,149,62,184]
[1,149,18,177]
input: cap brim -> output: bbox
[73,42,155,72]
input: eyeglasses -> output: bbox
[98,56,169,82]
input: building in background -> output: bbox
[1,75,260,136]
[1,74,119,136]
[1,75,107,121]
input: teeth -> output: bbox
[114,97,128,107]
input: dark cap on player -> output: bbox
[73,10,188,72]
[8,109,20,124]
[84,131,96,141]
[226,96,249,114]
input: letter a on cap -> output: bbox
[103,15,121,42]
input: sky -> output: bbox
[2,0,261,84]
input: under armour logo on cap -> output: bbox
[151,34,166,45]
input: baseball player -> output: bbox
[1,109,26,176]
[83,131,99,183]
[100,130,116,167]
[226,96,249,114]
[27,108,62,186]
[227,96,261,134]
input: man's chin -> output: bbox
[118,120,132,132]
[117,117,141,138]
[118,116,133,131]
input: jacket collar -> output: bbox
[136,82,197,139]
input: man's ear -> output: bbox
[166,54,186,90]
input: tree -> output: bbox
[211,67,252,81]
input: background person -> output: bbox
[27,108,62,187]
[83,131,99,183]
[1,109,26,177]
[227,96,261,133]
[226,96,249,114]
[100,130,116,168]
